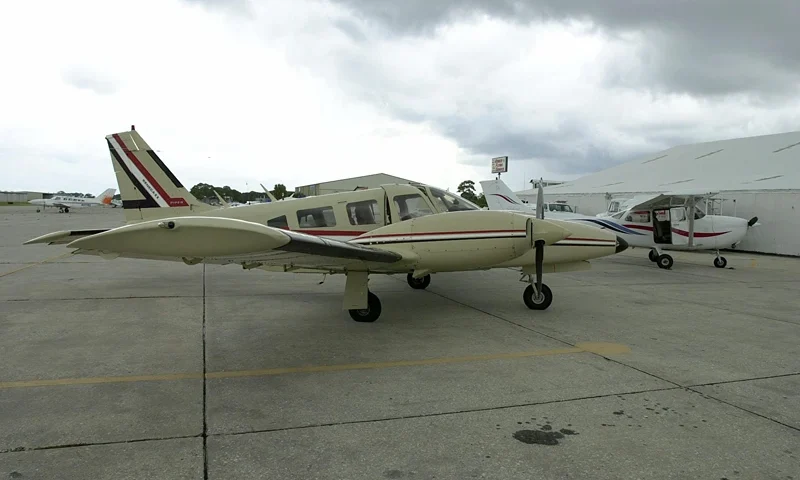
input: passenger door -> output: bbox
[670,206,689,246]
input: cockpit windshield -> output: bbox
[424,186,481,213]
[693,205,706,219]
[548,203,574,213]
[394,193,434,221]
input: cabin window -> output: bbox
[628,211,650,223]
[296,206,336,228]
[267,215,288,229]
[346,200,380,225]
[393,194,433,221]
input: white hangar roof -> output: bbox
[516,130,800,196]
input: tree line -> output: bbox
[456,180,488,208]
[109,179,489,207]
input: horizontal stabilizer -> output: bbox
[24,229,110,245]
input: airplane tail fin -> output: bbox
[106,127,212,222]
[260,183,278,202]
[96,188,116,205]
[479,178,528,212]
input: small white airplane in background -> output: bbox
[480,178,760,270]
[29,188,116,213]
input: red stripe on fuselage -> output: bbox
[671,228,729,238]
[296,229,368,236]
[112,134,188,207]
[358,229,525,239]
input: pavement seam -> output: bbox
[684,387,800,433]
[687,371,800,388]
[206,385,682,438]
[0,434,201,454]
[202,264,209,480]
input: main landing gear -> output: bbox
[57,207,69,213]
[406,272,431,290]
[348,291,382,322]
[649,248,673,270]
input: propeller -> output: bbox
[536,177,544,220]
[748,216,759,227]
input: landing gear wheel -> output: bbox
[406,273,431,290]
[523,284,553,310]
[648,250,658,262]
[656,254,674,270]
[348,291,382,322]
[36,209,41,213]
[64,207,69,213]
[714,256,727,268]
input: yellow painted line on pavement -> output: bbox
[0,252,74,278]
[0,342,630,390]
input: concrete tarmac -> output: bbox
[1,205,798,479]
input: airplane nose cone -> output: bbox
[615,236,629,253]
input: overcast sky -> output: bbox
[2,0,799,195]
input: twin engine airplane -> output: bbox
[481,178,759,270]
[25,127,629,322]
[29,188,117,213]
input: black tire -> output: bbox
[714,256,727,268]
[523,284,553,310]
[407,273,431,290]
[657,254,673,270]
[648,250,658,262]
[64,207,69,213]
[348,291,382,322]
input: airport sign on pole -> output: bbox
[491,156,508,176]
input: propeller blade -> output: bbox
[748,216,759,227]
[536,177,544,220]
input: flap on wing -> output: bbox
[24,229,110,245]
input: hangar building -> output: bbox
[294,173,417,197]
[515,131,800,257]
[1,191,45,204]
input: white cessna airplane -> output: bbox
[29,188,116,213]
[480,178,759,270]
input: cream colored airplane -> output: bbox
[25,127,629,322]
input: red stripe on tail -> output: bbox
[112,134,189,207]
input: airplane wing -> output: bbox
[25,217,407,273]
[623,191,716,211]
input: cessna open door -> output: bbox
[669,206,689,246]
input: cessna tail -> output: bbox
[107,126,212,222]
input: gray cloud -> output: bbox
[182,0,254,17]
[61,67,118,95]
[331,0,800,99]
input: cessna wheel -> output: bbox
[714,256,727,268]
[657,254,674,270]
[648,250,658,262]
[523,284,553,310]
[348,291,382,322]
[407,273,431,290]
